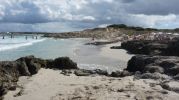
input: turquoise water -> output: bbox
[0,35,128,72]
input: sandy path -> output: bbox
[4,68,179,100]
[100,42,134,62]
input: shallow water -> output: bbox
[0,35,132,72]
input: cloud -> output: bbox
[0,0,179,32]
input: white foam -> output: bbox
[0,38,46,51]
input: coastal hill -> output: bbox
[43,24,179,39]
[1,24,179,39]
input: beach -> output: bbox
[4,68,179,100]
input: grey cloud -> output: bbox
[124,0,179,15]
[0,0,178,32]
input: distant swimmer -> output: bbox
[25,36,28,40]
[10,34,13,38]
[2,36,4,39]
[35,36,38,39]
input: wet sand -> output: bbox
[100,42,134,62]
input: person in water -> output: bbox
[25,36,28,40]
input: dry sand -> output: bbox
[100,42,134,62]
[4,68,179,100]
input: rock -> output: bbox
[165,39,179,56]
[48,57,78,70]
[16,55,46,75]
[121,40,168,55]
[173,73,179,80]
[144,65,164,73]
[121,39,179,56]
[93,69,108,76]
[140,72,162,80]
[110,71,121,77]
[110,70,131,77]
[0,55,79,98]
[110,46,122,49]
[126,55,157,73]
[74,69,93,76]
[126,55,179,77]
[61,70,72,76]
[120,70,131,77]
[160,83,171,90]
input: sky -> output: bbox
[0,0,179,32]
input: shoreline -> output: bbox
[100,42,134,62]
[1,36,179,100]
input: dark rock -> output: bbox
[121,39,179,56]
[16,55,46,75]
[94,69,108,76]
[48,57,78,70]
[144,65,164,73]
[61,70,72,76]
[126,55,179,77]
[165,39,179,56]
[160,83,171,91]
[110,71,121,77]
[110,70,131,77]
[140,73,161,80]
[121,40,168,55]
[74,69,93,76]
[110,46,122,49]
[120,70,131,77]
[126,56,157,73]
[174,74,179,80]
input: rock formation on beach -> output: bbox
[0,56,78,99]
[1,54,179,100]
[120,38,179,56]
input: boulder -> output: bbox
[144,65,164,73]
[121,39,179,56]
[48,57,78,69]
[16,55,46,75]
[110,70,131,77]
[140,72,164,80]
[93,69,108,76]
[110,71,121,77]
[74,69,93,76]
[126,55,179,78]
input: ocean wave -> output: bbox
[0,38,46,51]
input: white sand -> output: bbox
[100,42,134,62]
[4,68,179,100]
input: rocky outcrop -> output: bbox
[121,40,169,55]
[126,55,179,79]
[74,69,108,76]
[47,57,78,69]
[120,39,179,56]
[0,56,77,99]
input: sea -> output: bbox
[0,34,132,73]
